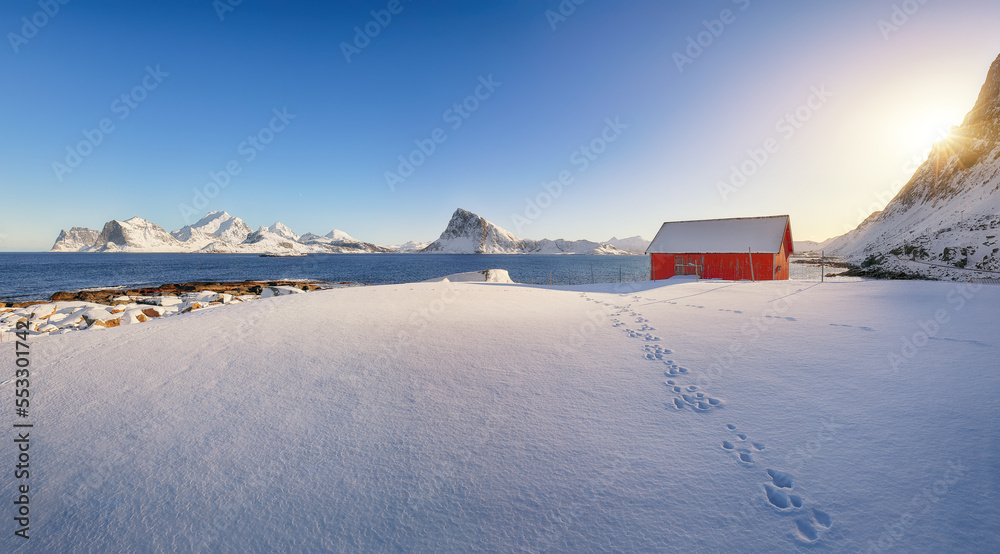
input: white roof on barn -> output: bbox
[646,215,791,254]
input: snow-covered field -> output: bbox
[3,277,997,552]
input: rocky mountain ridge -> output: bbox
[823,53,1000,279]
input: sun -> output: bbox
[902,109,966,157]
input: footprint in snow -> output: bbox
[665,381,723,412]
[663,364,689,376]
[829,323,874,331]
[720,425,766,464]
[642,344,672,360]
[625,328,659,341]
[723,424,833,544]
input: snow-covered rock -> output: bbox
[422,208,630,255]
[422,269,515,283]
[260,285,306,298]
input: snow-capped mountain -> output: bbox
[605,236,651,254]
[261,222,300,242]
[51,213,385,254]
[50,227,101,252]
[91,217,185,252]
[826,52,1000,278]
[392,240,431,253]
[422,208,630,255]
[325,229,356,242]
[51,209,638,255]
[298,231,393,253]
[170,211,253,249]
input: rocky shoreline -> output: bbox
[1,280,332,308]
[0,280,341,339]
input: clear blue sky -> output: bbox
[1,0,998,250]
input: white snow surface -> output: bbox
[3,279,997,552]
[647,216,790,254]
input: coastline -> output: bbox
[0,280,335,340]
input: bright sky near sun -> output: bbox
[1,0,998,250]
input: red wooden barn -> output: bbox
[645,215,794,281]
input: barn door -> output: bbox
[674,256,702,277]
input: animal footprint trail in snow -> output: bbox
[578,293,724,413]
[723,424,834,544]
[829,323,874,331]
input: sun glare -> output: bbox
[903,109,966,157]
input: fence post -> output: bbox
[748,247,755,282]
[821,250,825,283]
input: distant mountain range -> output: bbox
[51,209,648,255]
[818,52,1000,278]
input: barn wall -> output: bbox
[773,242,790,280]
[651,254,676,280]
[651,252,789,281]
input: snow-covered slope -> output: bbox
[50,227,101,251]
[605,235,651,254]
[422,208,630,254]
[826,53,1000,278]
[5,279,996,551]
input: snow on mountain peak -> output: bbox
[266,222,300,242]
[171,210,252,245]
[325,229,356,242]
